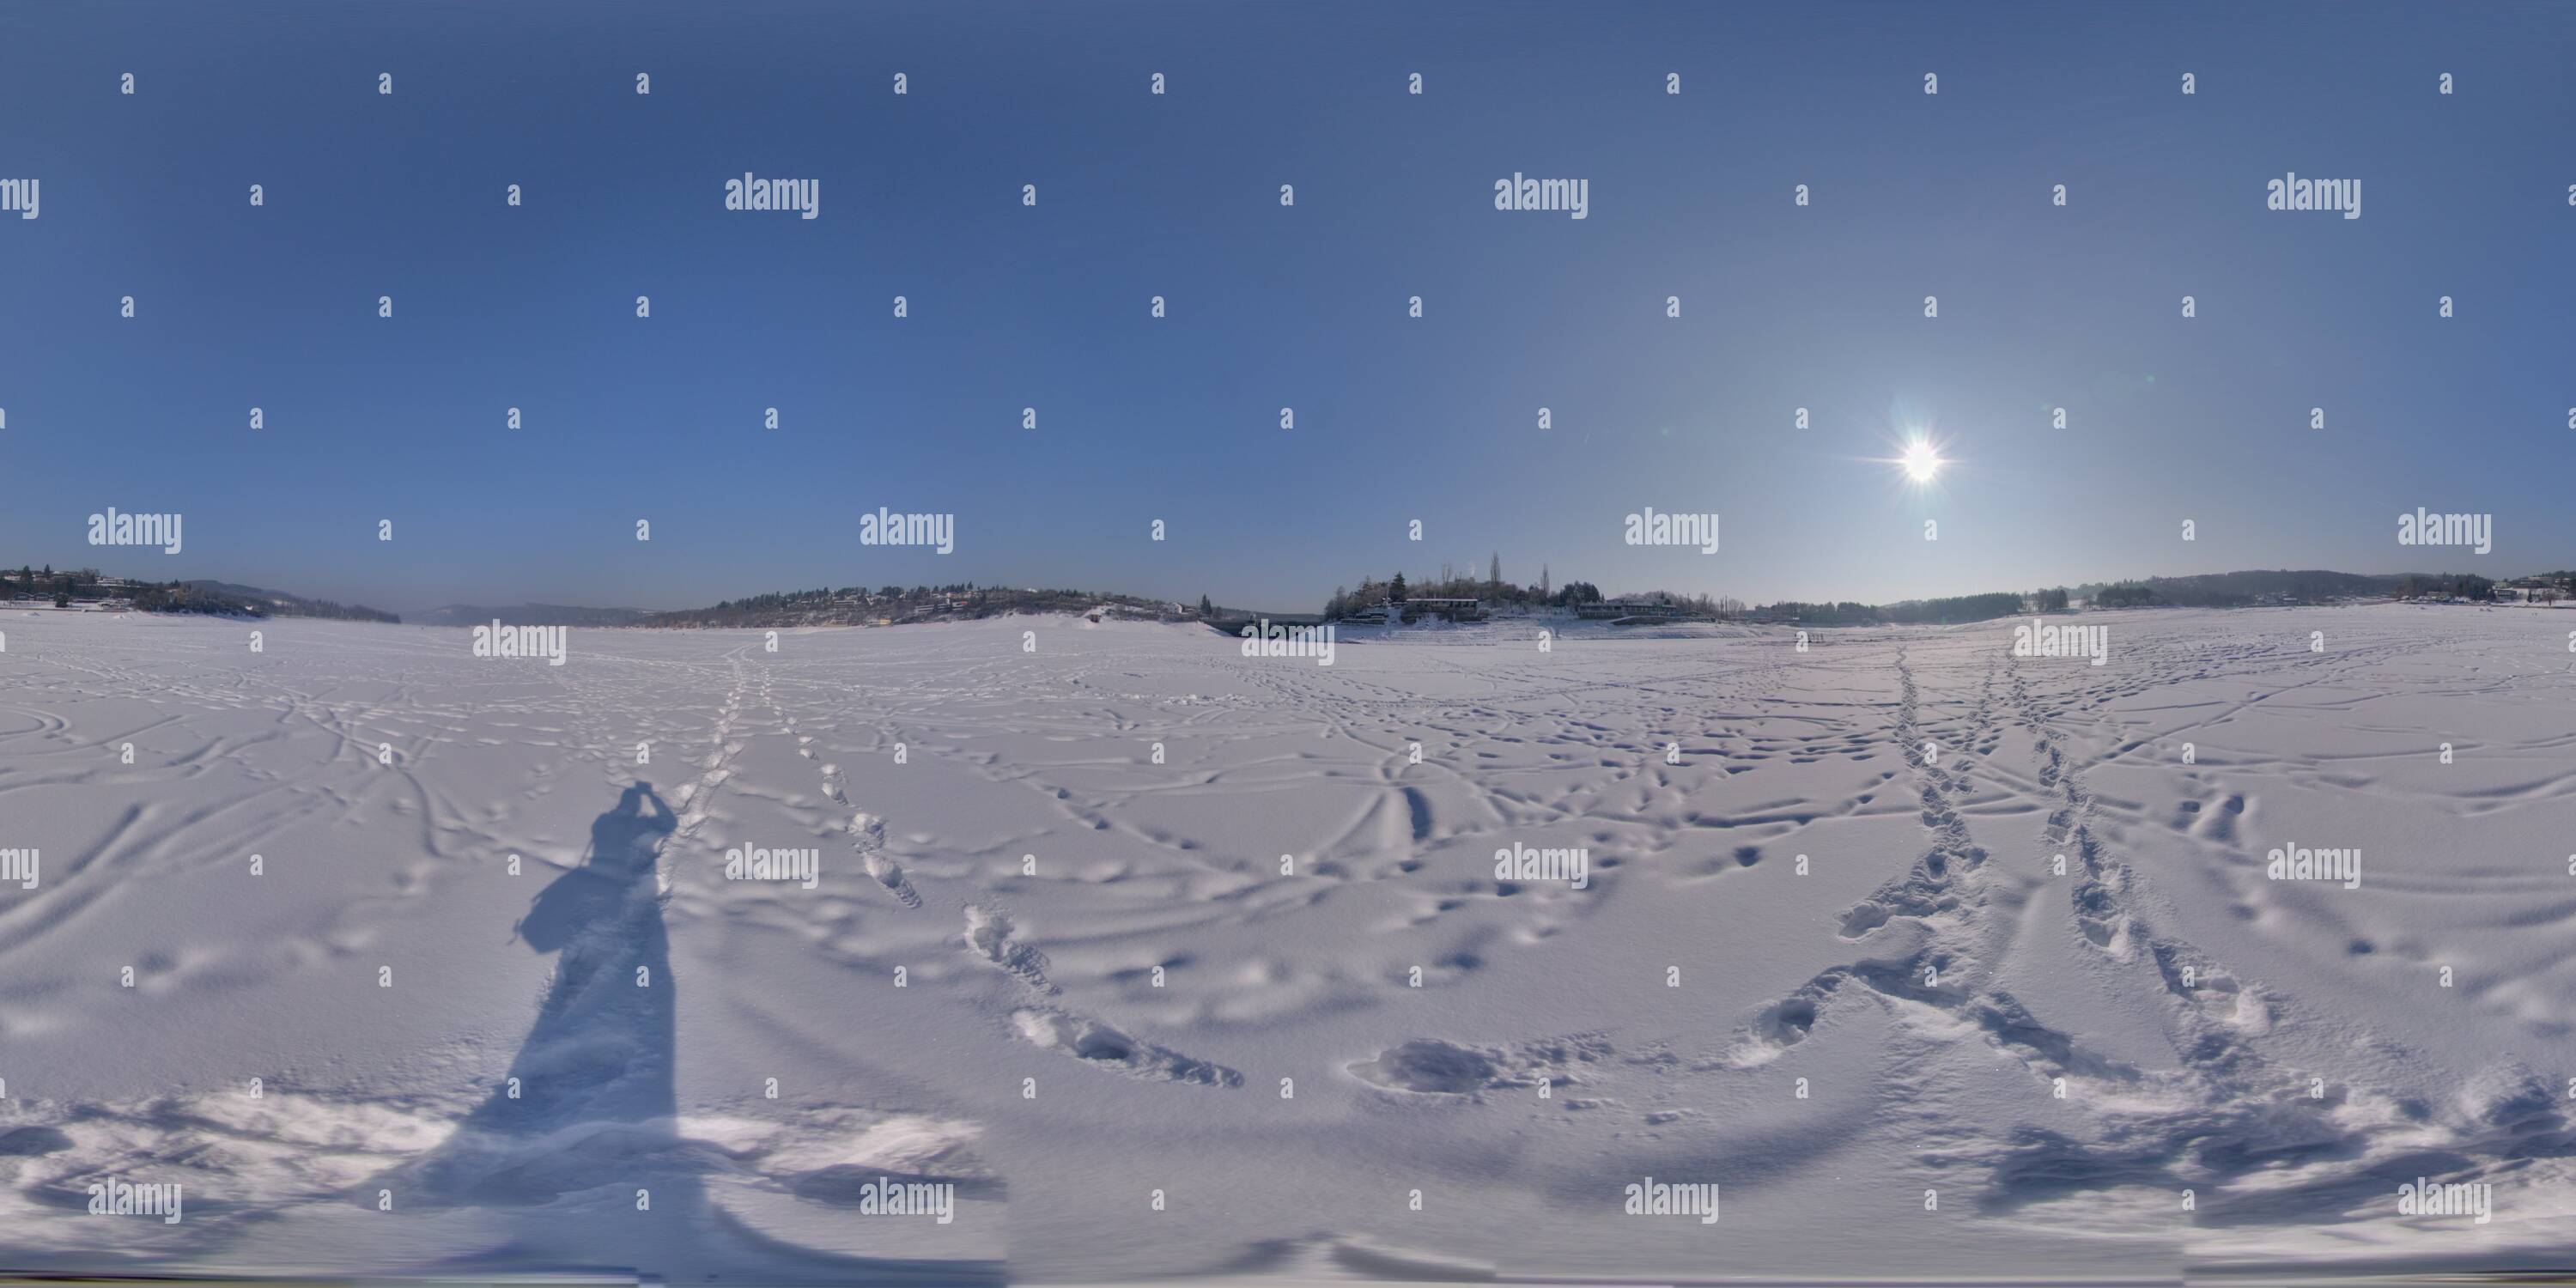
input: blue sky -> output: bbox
[3,0,2570,613]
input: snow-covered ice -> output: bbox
[0,606,2570,1281]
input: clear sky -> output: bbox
[3,0,2569,613]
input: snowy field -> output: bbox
[0,605,2572,1283]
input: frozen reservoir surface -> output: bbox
[0,606,2569,1282]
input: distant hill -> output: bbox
[416,604,649,628]
[2070,569,2397,607]
[181,580,310,604]
[161,580,402,623]
[640,584,1188,629]
[0,566,400,621]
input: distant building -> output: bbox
[1400,598,1488,623]
[1573,599,1681,620]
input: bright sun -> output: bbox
[1900,440,1944,483]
